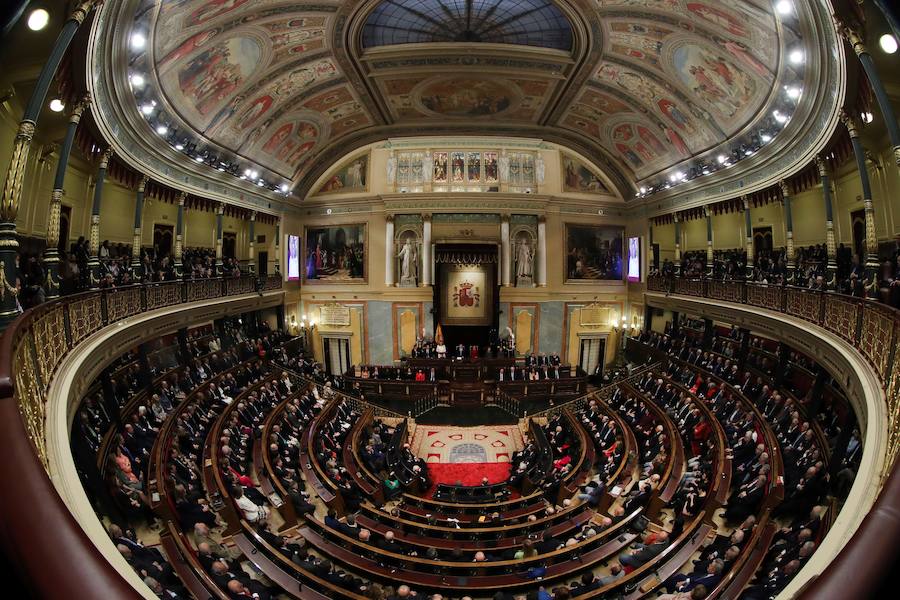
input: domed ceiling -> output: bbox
[115,0,809,199]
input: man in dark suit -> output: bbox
[619,530,669,568]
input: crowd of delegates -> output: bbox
[634,328,859,597]
[653,243,900,307]
[14,241,251,310]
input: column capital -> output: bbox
[703,206,711,218]
[500,212,510,222]
[778,179,790,198]
[741,195,750,210]
[216,202,225,215]
[421,213,432,222]
[835,19,867,56]
[98,147,113,170]
[250,210,257,221]
[137,175,149,193]
[69,94,91,124]
[815,155,829,177]
[839,109,860,138]
[385,213,394,223]
[673,212,679,223]
[70,0,100,25]
[538,214,546,224]
[176,191,187,206]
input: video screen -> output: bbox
[627,236,641,282]
[287,235,300,281]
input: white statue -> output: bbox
[498,154,510,182]
[386,155,397,183]
[516,238,534,279]
[535,155,545,184]
[422,154,433,183]
[397,238,416,283]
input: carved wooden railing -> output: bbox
[645,273,900,600]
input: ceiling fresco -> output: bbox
[133,0,795,196]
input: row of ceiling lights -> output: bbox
[638,1,808,199]
[125,30,292,195]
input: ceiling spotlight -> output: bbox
[195,156,204,162]
[280,183,290,193]
[155,125,168,135]
[861,111,874,124]
[669,173,679,183]
[788,49,804,65]
[140,103,154,115]
[174,143,184,150]
[773,111,788,124]
[257,181,265,187]
[760,133,772,143]
[131,32,146,50]
[130,74,145,88]
[240,175,247,180]
[49,98,65,113]
[27,9,49,31]
[250,170,259,179]
[775,1,792,16]
[785,86,801,99]
[639,186,646,194]
[717,155,727,164]
[880,34,898,54]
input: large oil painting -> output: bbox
[565,225,624,282]
[562,154,611,194]
[416,77,518,118]
[304,224,367,283]
[316,154,368,195]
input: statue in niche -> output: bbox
[515,236,534,287]
[498,154,510,182]
[386,155,397,183]
[397,237,418,287]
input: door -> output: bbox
[323,337,351,376]
[258,251,268,276]
[578,337,606,377]
[850,209,865,262]
[59,205,72,252]
[153,224,174,258]
[752,227,773,258]
[223,232,237,258]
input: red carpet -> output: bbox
[425,463,513,498]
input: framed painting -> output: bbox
[303,223,367,283]
[565,224,624,283]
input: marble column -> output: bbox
[384,214,395,286]
[673,214,682,276]
[131,176,147,279]
[500,214,511,286]
[247,211,256,275]
[174,192,185,278]
[839,22,900,170]
[649,223,656,271]
[817,156,837,287]
[274,218,281,274]
[215,203,225,276]
[422,214,432,287]
[88,148,113,288]
[742,196,754,278]
[0,1,98,322]
[841,110,880,288]
[537,215,547,287]
[45,96,89,298]
[779,180,795,283]
[705,206,713,277]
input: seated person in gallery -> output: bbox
[414,370,426,382]
[456,343,467,359]
[470,345,479,360]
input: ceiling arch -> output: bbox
[112,0,809,201]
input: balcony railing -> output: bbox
[646,273,900,600]
[0,275,283,472]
